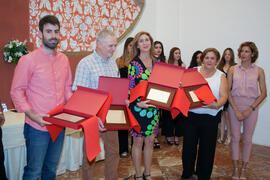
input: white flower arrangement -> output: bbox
[3,40,28,63]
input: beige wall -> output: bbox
[179,0,270,146]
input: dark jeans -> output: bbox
[0,127,7,180]
[162,110,185,137]
[23,124,65,180]
[118,130,129,154]
[182,111,221,180]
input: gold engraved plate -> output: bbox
[189,91,200,102]
[53,113,85,123]
[147,88,170,104]
[106,110,126,124]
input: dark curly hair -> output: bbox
[39,15,60,32]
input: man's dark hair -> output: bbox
[39,15,60,32]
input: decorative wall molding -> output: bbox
[29,0,144,55]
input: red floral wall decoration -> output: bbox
[29,0,144,54]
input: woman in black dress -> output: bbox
[162,47,186,145]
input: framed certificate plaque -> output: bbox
[181,68,209,109]
[98,76,132,130]
[51,113,87,123]
[183,86,203,108]
[104,105,130,129]
[145,62,185,109]
[145,83,176,108]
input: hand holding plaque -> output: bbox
[136,100,156,109]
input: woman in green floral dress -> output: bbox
[128,31,159,180]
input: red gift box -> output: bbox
[145,62,185,109]
[170,68,217,118]
[98,77,140,132]
[43,86,112,162]
[44,86,111,129]
[181,68,207,108]
[181,68,216,109]
[129,65,216,119]
[99,76,129,105]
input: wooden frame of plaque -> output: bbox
[104,105,130,129]
[145,83,176,109]
[183,85,204,109]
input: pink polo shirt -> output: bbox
[10,48,73,131]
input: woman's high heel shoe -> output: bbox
[239,168,247,180]
[143,173,151,180]
[153,138,160,149]
[166,137,174,145]
[217,137,223,144]
[174,137,180,146]
[134,175,143,179]
[232,167,239,180]
[224,135,231,146]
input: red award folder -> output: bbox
[98,77,140,132]
[129,66,216,119]
[44,86,111,129]
[44,86,112,162]
[170,68,217,118]
[181,68,216,108]
[145,62,185,109]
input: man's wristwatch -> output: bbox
[250,105,255,111]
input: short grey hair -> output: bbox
[96,29,116,42]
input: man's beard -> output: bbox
[42,37,59,50]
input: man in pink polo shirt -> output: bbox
[10,15,72,180]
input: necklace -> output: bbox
[140,56,153,71]
[201,67,216,78]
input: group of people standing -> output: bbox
[118,32,266,180]
[154,42,186,147]
[4,14,266,180]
